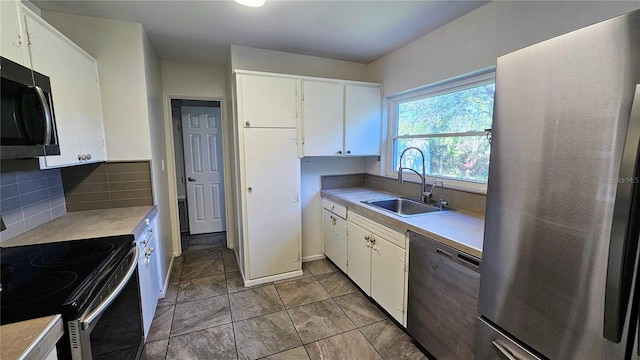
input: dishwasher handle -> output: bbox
[434,246,481,273]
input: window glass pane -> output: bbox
[397,83,495,136]
[395,136,490,182]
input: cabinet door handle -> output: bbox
[337,150,342,155]
[346,150,351,154]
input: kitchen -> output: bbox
[1,1,639,359]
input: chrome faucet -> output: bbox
[425,180,448,210]
[398,147,427,202]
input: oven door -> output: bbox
[66,246,144,360]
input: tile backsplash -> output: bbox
[0,159,66,243]
[320,173,366,190]
[321,173,487,215]
[62,161,153,212]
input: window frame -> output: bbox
[386,69,495,193]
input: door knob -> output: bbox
[188,177,196,182]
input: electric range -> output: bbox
[0,235,145,359]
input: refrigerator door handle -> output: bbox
[604,84,640,342]
[492,340,519,360]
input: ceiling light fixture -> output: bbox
[234,0,265,7]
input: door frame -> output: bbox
[165,95,234,257]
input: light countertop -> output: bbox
[1,206,155,247]
[0,315,64,360]
[321,188,484,258]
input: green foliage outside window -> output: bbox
[393,83,495,182]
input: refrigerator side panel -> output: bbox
[479,10,640,359]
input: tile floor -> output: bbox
[145,232,429,360]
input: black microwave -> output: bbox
[1,56,60,159]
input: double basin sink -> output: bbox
[362,197,451,217]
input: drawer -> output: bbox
[349,211,406,249]
[322,198,347,219]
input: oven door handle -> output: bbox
[81,246,138,330]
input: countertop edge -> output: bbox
[0,315,64,360]
[20,315,64,360]
[321,189,484,259]
[1,206,156,247]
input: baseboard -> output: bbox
[242,269,304,287]
[160,256,174,298]
[302,254,326,262]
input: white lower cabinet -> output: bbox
[322,199,348,273]
[347,211,408,325]
[135,211,159,339]
[347,219,373,293]
[370,232,407,323]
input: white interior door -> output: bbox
[182,106,226,234]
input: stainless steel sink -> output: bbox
[361,197,450,217]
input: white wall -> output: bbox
[42,11,152,161]
[230,45,369,82]
[142,29,172,291]
[367,1,640,97]
[160,60,228,255]
[300,157,368,259]
[225,52,243,271]
[161,61,227,99]
[365,1,640,175]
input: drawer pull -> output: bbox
[458,253,480,269]
[436,248,453,260]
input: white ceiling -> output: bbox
[31,0,489,65]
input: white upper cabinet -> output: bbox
[302,80,344,156]
[237,73,299,128]
[1,0,26,65]
[301,81,382,157]
[344,85,382,156]
[20,8,105,168]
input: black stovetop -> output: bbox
[0,235,134,325]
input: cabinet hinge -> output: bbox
[297,253,301,262]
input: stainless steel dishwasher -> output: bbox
[407,231,481,360]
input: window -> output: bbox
[389,71,495,191]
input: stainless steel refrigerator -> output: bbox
[477,9,640,360]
